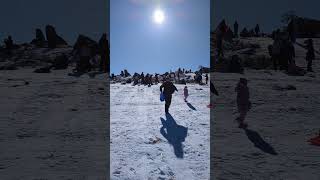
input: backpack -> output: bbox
[160,92,165,102]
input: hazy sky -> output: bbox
[111,0,210,74]
[0,0,109,44]
[212,0,320,33]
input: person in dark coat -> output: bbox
[217,20,227,57]
[205,74,209,85]
[155,74,159,84]
[99,33,109,73]
[306,39,315,72]
[160,79,178,113]
[288,40,296,65]
[234,21,239,38]
[4,36,13,56]
[255,24,260,36]
[140,72,145,84]
[235,78,250,128]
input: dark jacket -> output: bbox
[235,82,250,106]
[160,81,178,96]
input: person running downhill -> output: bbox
[160,78,178,113]
[235,78,251,129]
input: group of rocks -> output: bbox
[30,25,68,48]
[0,25,110,75]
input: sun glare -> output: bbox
[153,9,165,24]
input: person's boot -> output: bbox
[238,122,248,129]
[165,105,169,114]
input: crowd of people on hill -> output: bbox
[269,30,315,73]
[111,67,210,87]
[215,19,316,73]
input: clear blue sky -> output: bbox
[0,0,109,44]
[111,0,210,74]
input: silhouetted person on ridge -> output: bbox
[4,36,13,56]
[155,74,159,84]
[255,24,260,36]
[160,78,178,113]
[99,33,109,73]
[140,72,145,84]
[287,40,296,65]
[270,34,282,70]
[234,21,239,38]
[306,39,315,72]
[217,20,228,58]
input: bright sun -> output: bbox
[153,9,165,24]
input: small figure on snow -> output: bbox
[306,39,315,72]
[184,86,189,102]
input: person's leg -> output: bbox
[165,95,172,113]
[86,56,92,72]
[236,104,248,127]
[99,55,104,72]
[307,59,313,72]
[238,109,247,128]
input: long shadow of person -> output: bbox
[186,102,197,111]
[160,113,188,158]
[244,129,278,155]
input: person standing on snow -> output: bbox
[160,78,178,113]
[306,39,315,72]
[234,21,239,38]
[235,78,251,129]
[183,86,189,102]
[205,74,209,85]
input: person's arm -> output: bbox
[160,84,164,92]
[174,85,178,92]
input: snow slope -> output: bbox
[211,38,320,180]
[111,83,210,180]
[0,68,109,179]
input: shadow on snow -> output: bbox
[160,113,188,158]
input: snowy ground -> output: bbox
[211,38,320,180]
[111,83,210,180]
[0,68,109,179]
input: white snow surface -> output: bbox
[111,83,210,180]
